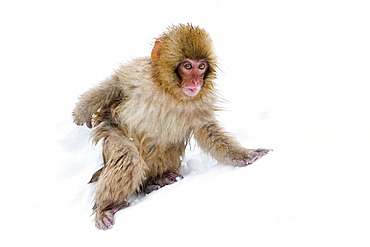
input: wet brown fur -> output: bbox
[72,24,270,229]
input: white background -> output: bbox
[1,0,369,246]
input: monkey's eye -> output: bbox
[184,63,192,70]
[198,63,206,70]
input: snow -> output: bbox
[1,0,369,246]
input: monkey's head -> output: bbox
[151,24,217,99]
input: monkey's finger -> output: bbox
[256,148,273,154]
[86,119,93,128]
[235,149,271,166]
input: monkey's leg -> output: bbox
[94,135,148,230]
[144,172,184,194]
[143,144,185,193]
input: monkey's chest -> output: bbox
[117,103,195,146]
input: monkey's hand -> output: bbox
[72,108,93,128]
[233,148,272,167]
[72,94,97,128]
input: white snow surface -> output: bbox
[1,0,370,246]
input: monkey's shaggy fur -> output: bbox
[73,24,270,229]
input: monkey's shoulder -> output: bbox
[115,57,152,87]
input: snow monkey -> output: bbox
[73,24,271,230]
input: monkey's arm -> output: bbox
[194,121,270,166]
[72,75,122,128]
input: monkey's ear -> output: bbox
[151,40,163,62]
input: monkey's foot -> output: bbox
[95,201,130,230]
[234,148,272,167]
[144,172,183,194]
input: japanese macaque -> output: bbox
[73,24,271,230]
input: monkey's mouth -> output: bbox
[182,86,201,97]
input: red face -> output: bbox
[177,59,208,97]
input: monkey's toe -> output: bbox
[145,185,161,194]
[162,172,183,185]
[95,211,115,230]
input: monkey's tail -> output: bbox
[89,167,103,183]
